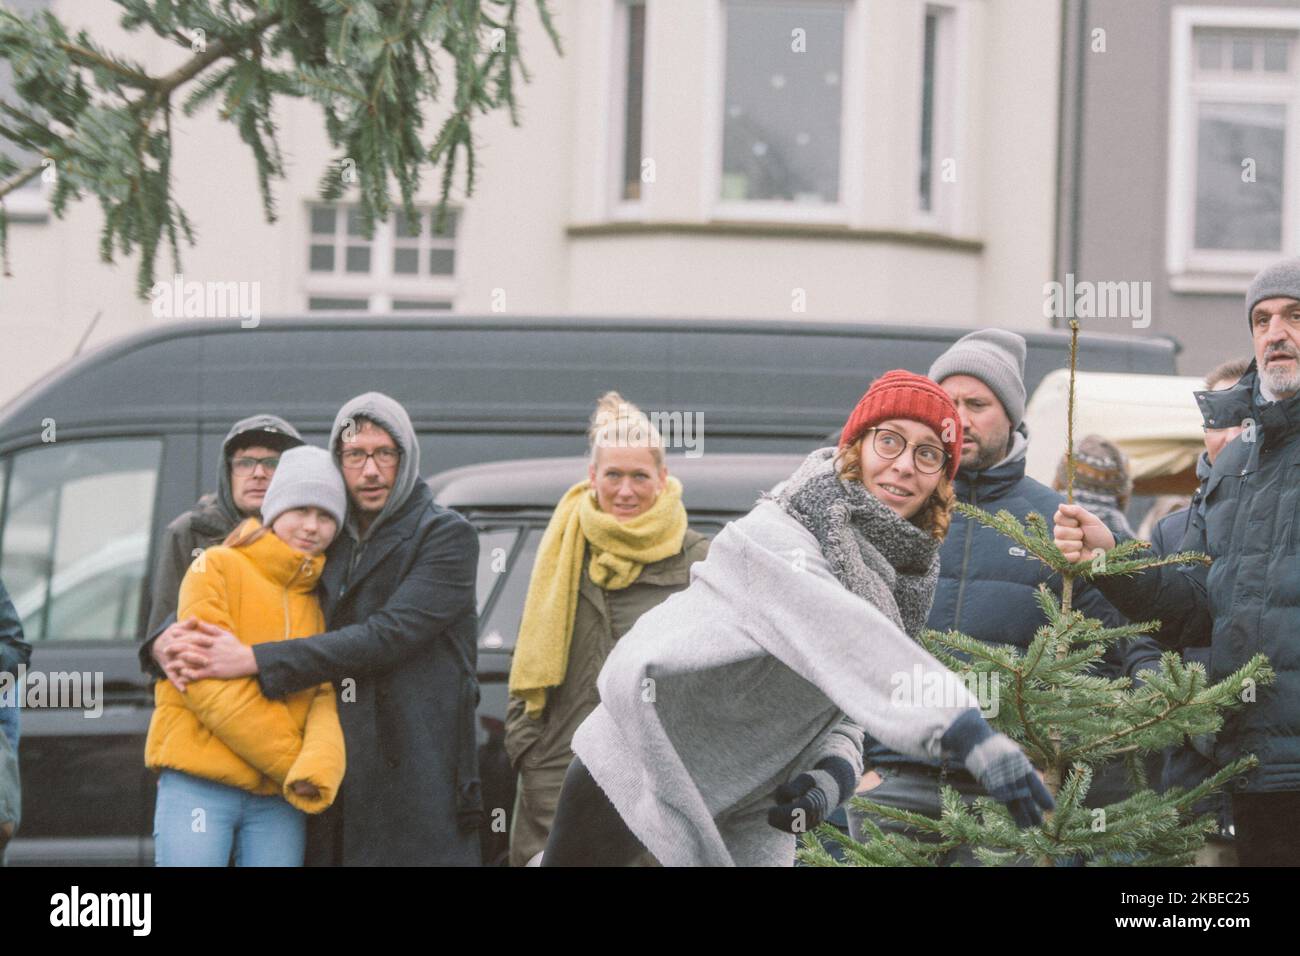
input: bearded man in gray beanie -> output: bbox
[849,330,1129,860]
[1055,257,1300,866]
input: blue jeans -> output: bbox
[153,769,306,867]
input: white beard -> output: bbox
[1259,361,1300,400]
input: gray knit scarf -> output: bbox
[767,447,941,638]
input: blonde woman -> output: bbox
[505,392,709,866]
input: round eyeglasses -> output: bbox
[863,427,949,475]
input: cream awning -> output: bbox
[1024,369,1207,486]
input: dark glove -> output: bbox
[941,708,1054,828]
[767,756,857,834]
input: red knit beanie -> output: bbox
[838,370,962,480]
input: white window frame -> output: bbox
[607,0,652,219]
[911,2,967,233]
[301,201,458,312]
[704,0,864,224]
[1166,6,1300,293]
[0,0,52,221]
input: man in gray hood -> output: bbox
[154,393,483,866]
[142,414,303,643]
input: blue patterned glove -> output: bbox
[767,756,857,834]
[941,708,1053,828]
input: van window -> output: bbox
[474,522,723,652]
[0,439,161,641]
[474,526,520,616]
[478,527,542,652]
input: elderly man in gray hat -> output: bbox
[849,330,1128,861]
[1055,258,1300,866]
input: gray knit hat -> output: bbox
[928,329,1028,427]
[260,446,347,528]
[1245,257,1300,325]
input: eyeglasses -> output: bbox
[339,447,402,470]
[863,428,949,475]
[230,456,280,477]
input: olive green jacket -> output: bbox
[505,529,709,863]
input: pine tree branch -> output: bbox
[0,160,41,197]
[150,10,282,100]
[55,40,153,86]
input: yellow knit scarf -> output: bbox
[509,475,687,718]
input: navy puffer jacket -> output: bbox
[1100,362,1300,793]
[865,440,1127,769]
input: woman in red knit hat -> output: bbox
[541,370,1051,866]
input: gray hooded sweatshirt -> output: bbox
[328,392,421,552]
[571,496,982,867]
[144,414,303,638]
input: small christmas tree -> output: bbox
[802,322,1274,867]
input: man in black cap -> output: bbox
[141,415,304,647]
[1056,257,1300,866]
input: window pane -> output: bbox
[1196,36,1222,71]
[622,1,647,201]
[307,297,369,311]
[345,245,371,273]
[1263,37,1289,73]
[392,299,452,310]
[479,528,542,651]
[474,528,520,617]
[1,440,161,641]
[309,207,335,235]
[721,0,844,203]
[429,249,456,275]
[1231,38,1255,71]
[309,244,335,272]
[395,209,422,237]
[393,247,418,274]
[918,11,938,212]
[1194,101,1285,252]
[0,0,48,195]
[346,207,366,237]
[430,210,458,237]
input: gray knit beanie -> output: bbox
[1245,257,1300,325]
[928,329,1028,427]
[260,446,347,528]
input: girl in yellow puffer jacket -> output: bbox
[146,446,347,866]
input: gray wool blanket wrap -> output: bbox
[769,446,940,638]
[570,449,980,866]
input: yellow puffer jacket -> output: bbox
[144,519,346,814]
